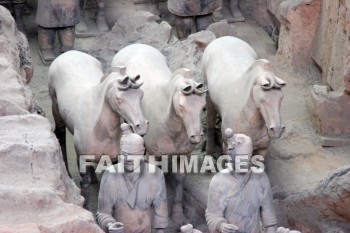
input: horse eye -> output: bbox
[116,97,123,104]
[179,104,185,112]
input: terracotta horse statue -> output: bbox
[111,44,207,224]
[48,50,148,207]
[202,36,286,157]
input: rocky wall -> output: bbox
[0,115,103,233]
[0,5,40,116]
[89,11,219,79]
[240,0,275,28]
[275,0,321,69]
[265,0,350,91]
[312,0,350,91]
[276,166,350,232]
[0,5,103,233]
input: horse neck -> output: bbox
[94,78,121,128]
[236,69,264,126]
[162,77,184,131]
[241,89,262,124]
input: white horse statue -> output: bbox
[202,36,286,157]
[111,44,207,224]
[48,50,148,207]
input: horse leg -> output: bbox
[90,166,98,184]
[77,152,94,209]
[206,93,218,156]
[51,94,70,177]
[254,147,268,158]
[80,166,93,209]
[171,171,186,227]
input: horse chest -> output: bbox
[145,132,193,155]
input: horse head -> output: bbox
[250,59,286,138]
[103,66,149,136]
[172,68,207,144]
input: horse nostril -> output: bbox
[136,124,140,130]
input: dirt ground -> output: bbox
[19,0,350,231]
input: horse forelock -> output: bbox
[100,67,120,83]
[170,68,192,80]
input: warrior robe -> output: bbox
[97,162,168,233]
[36,0,79,28]
[167,0,222,17]
[206,169,277,233]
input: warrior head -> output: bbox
[120,123,145,172]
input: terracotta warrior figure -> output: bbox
[0,0,26,33]
[227,0,245,22]
[167,0,222,39]
[97,123,168,233]
[206,131,301,233]
[77,0,109,34]
[36,0,79,63]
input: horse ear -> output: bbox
[259,77,273,89]
[132,75,141,83]
[274,77,286,88]
[194,81,204,89]
[118,76,129,85]
[181,85,193,95]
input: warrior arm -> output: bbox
[205,175,228,233]
[152,170,169,229]
[260,173,278,230]
[96,169,117,232]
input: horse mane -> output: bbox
[100,66,127,83]
[246,59,271,74]
[171,68,192,80]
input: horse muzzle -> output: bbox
[268,125,285,138]
[132,120,149,136]
[189,132,204,144]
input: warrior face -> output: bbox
[225,130,253,173]
[120,123,145,172]
[121,144,145,172]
